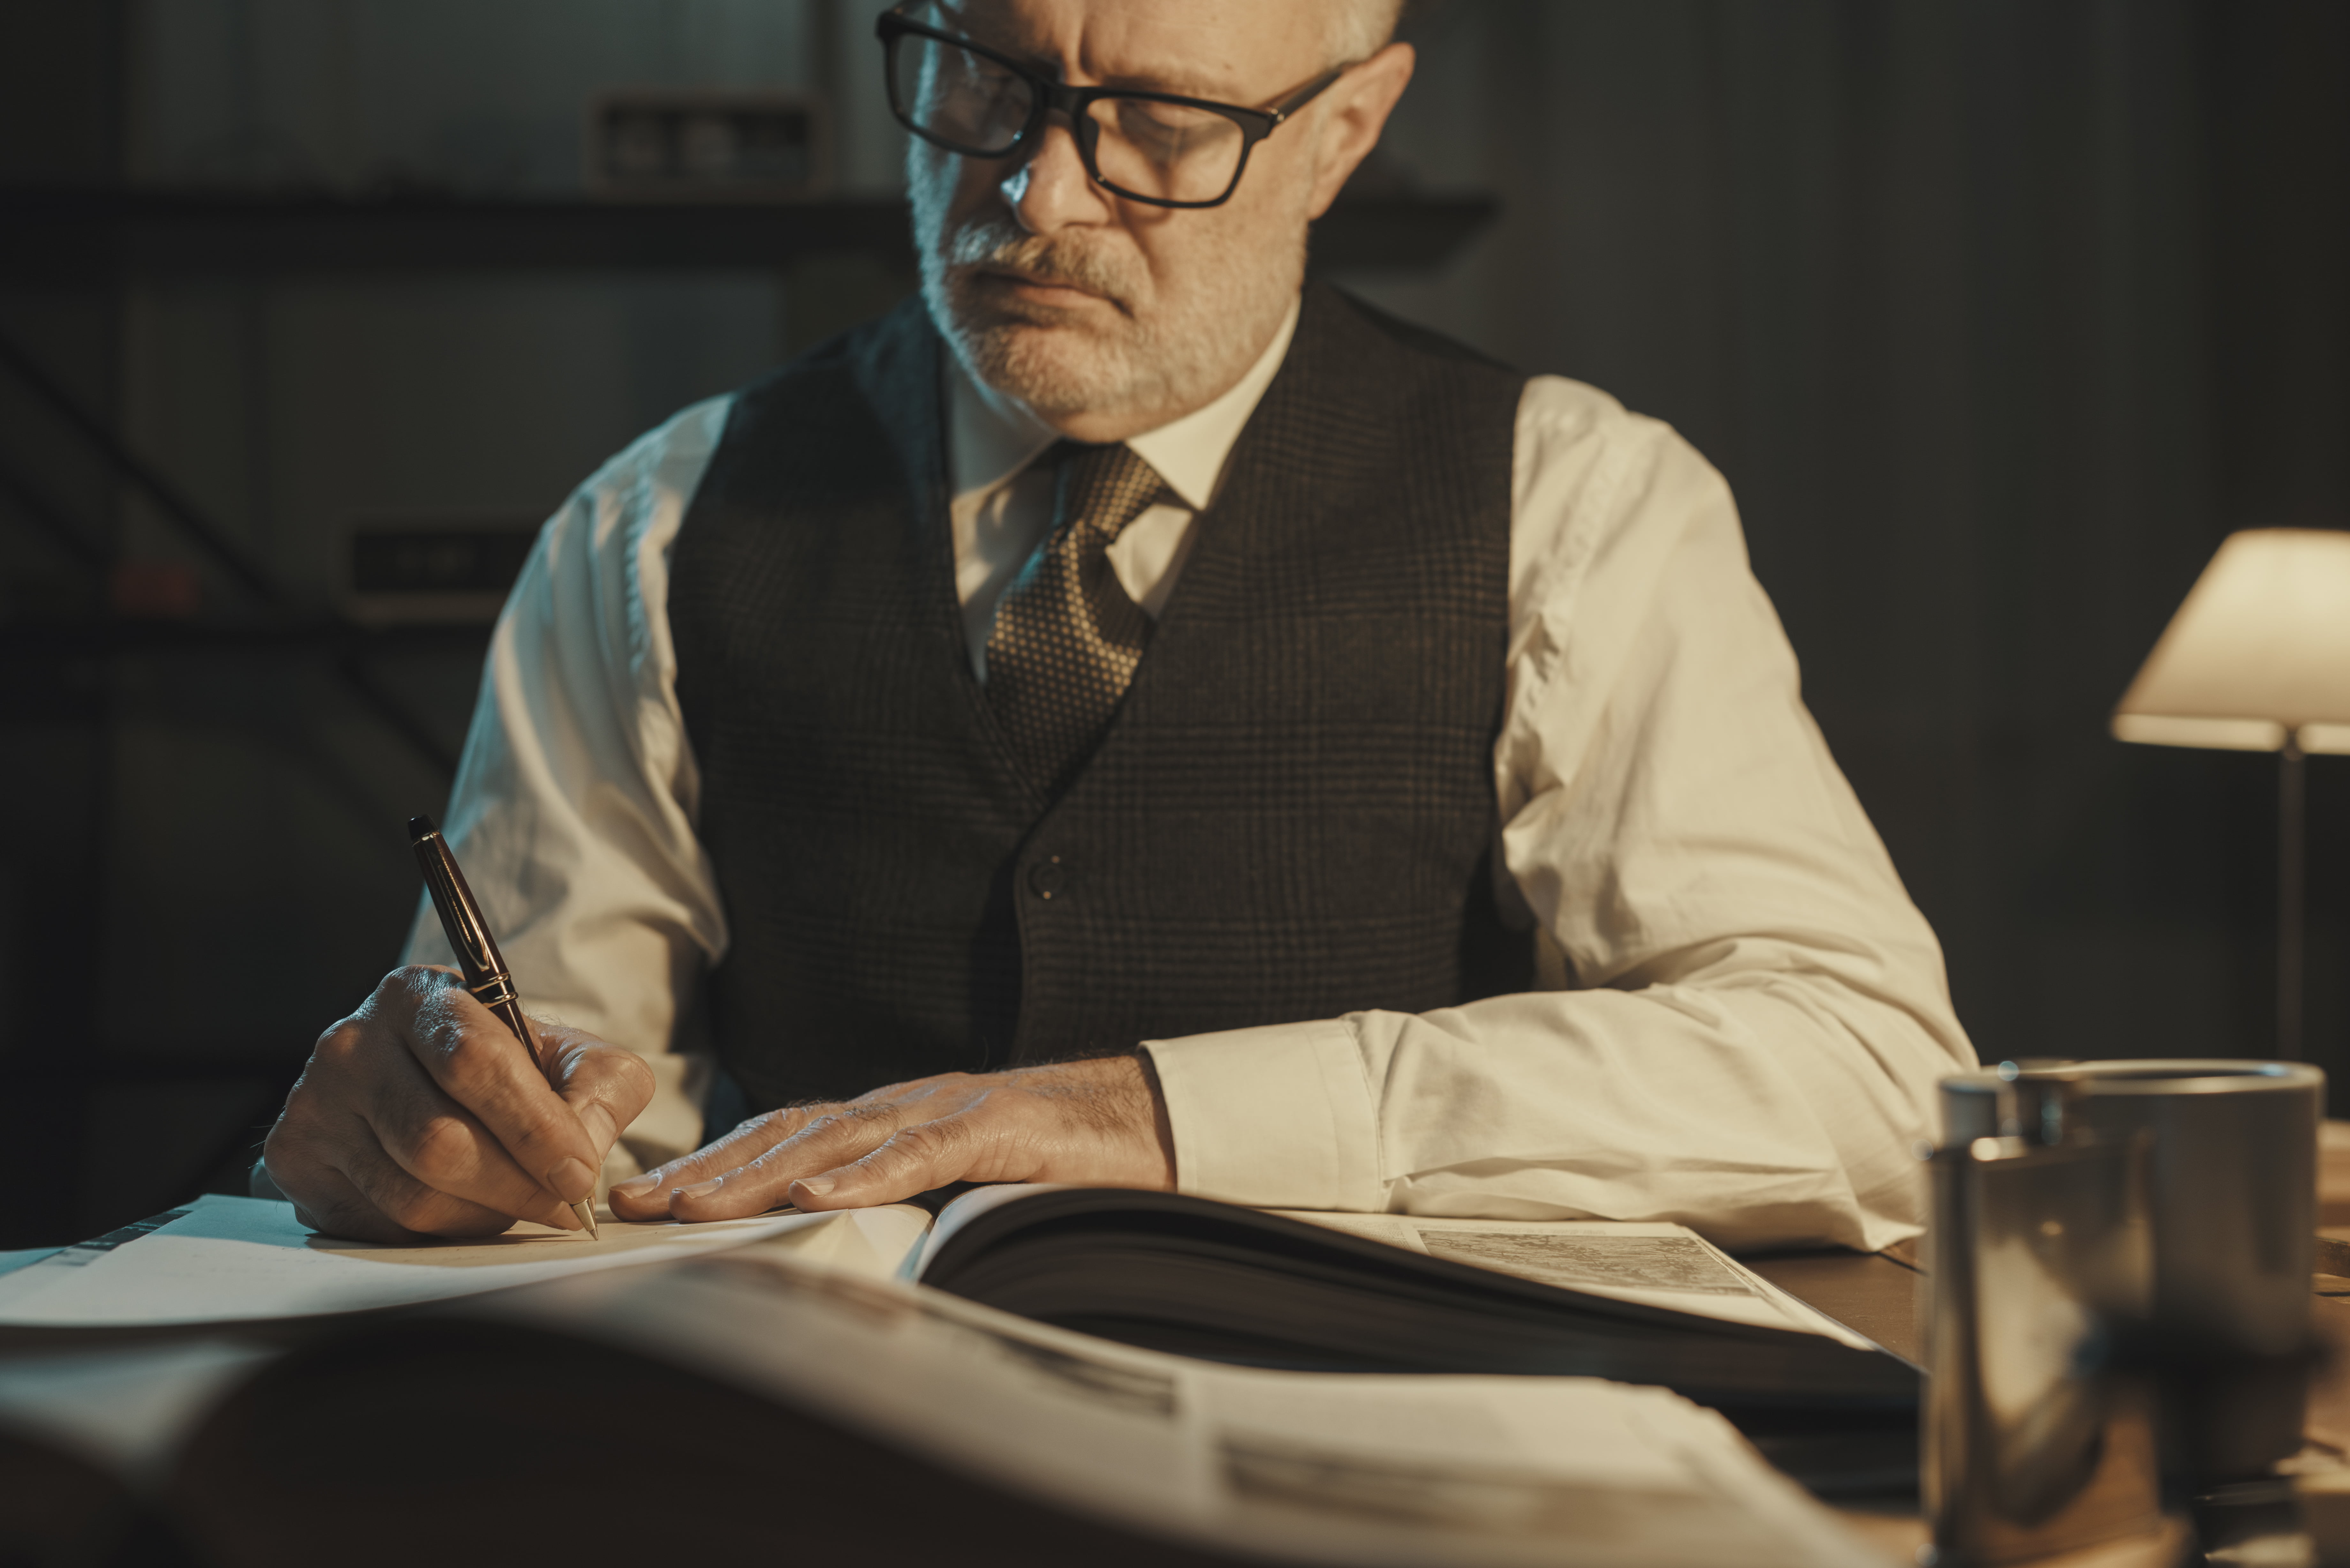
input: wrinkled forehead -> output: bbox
[912,0,1333,100]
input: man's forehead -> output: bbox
[926,0,1332,97]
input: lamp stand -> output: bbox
[2280,735,2305,1061]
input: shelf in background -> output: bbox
[0,187,1500,282]
[0,619,495,660]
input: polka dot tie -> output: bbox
[985,440,1172,793]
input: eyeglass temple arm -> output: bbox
[1264,64,1352,125]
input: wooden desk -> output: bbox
[1748,1245,2350,1568]
[1747,1248,1923,1365]
[4,1232,2338,1568]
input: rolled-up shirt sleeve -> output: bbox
[1146,376,1975,1253]
[402,397,734,1179]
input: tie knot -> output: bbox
[1051,440,1169,542]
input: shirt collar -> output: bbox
[946,294,1302,511]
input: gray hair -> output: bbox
[1328,0,1405,64]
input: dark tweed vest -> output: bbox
[670,284,1529,1111]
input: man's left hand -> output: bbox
[605,1054,1175,1222]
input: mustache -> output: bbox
[942,215,1132,305]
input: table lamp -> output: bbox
[2112,527,2350,1059]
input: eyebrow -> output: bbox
[931,5,1255,103]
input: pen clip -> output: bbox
[466,971,519,1010]
[409,821,511,991]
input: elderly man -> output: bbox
[261,0,1972,1251]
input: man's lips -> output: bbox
[974,267,1109,302]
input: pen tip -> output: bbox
[575,1201,600,1240]
[407,814,439,843]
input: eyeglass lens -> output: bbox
[890,29,1250,205]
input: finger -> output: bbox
[541,1030,656,1167]
[356,1044,582,1226]
[398,981,604,1210]
[277,1161,416,1245]
[788,1113,993,1212]
[605,1104,831,1221]
[335,1117,568,1238]
[301,1104,562,1240]
[290,980,572,1227]
[664,1102,910,1223]
[262,1104,406,1242]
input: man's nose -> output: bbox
[1000,115,1110,233]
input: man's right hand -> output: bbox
[262,966,655,1243]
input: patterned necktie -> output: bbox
[985,440,1172,793]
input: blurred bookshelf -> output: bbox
[0,187,1499,282]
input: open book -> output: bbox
[0,1185,1911,1412]
[0,1233,1900,1568]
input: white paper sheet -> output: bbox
[507,1246,1895,1567]
[0,1340,277,1481]
[0,1248,61,1279]
[0,1193,933,1327]
[1274,1212,1880,1349]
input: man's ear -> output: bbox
[1304,41,1417,221]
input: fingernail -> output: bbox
[545,1158,595,1203]
[793,1175,835,1198]
[610,1173,659,1198]
[677,1179,722,1199]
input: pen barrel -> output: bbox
[410,828,540,1067]
[411,831,510,987]
[481,994,542,1072]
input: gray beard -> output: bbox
[911,163,1304,426]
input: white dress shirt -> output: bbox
[406,296,1975,1253]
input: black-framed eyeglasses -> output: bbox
[877,6,1349,210]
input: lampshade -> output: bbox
[2112,527,2350,756]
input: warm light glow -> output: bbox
[2112,528,2350,752]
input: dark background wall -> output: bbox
[1,0,2344,1249]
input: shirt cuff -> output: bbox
[1141,1020,1384,1211]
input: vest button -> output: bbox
[1027,855,1067,900]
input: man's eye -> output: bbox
[941,59,1013,98]
[1111,100,1224,153]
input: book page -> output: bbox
[0,1339,276,1481]
[1274,1212,1879,1350]
[912,1188,1877,1350]
[0,1193,933,1327]
[906,1179,1075,1276]
[492,1245,1893,1567]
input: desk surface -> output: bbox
[3,1229,2339,1568]
[1748,1247,2350,1568]
[1746,1249,1922,1366]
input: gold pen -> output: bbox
[407,813,600,1239]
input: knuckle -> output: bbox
[406,1114,477,1177]
[379,1189,442,1233]
[274,1067,320,1119]
[603,1048,657,1102]
[410,979,472,1033]
[430,1021,501,1081]
[310,1020,369,1072]
[389,962,454,994]
[886,1120,958,1160]
[361,965,451,1022]
[757,1103,828,1135]
[259,1118,303,1167]
[258,1149,310,1206]
[792,1105,889,1150]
